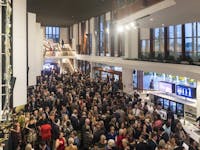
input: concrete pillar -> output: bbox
[90,17,96,56]
[72,24,78,50]
[124,31,129,58]
[129,29,138,59]
[13,0,27,107]
[122,67,133,93]
[0,5,2,113]
[28,13,43,86]
[196,81,200,117]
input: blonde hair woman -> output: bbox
[65,137,77,150]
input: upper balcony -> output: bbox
[43,40,75,58]
[112,0,164,20]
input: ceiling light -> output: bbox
[150,18,154,21]
[130,22,136,27]
[162,24,165,26]
[106,28,110,34]
[117,25,124,33]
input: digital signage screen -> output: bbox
[170,101,176,113]
[176,85,196,99]
[158,98,164,108]
[177,103,184,116]
[158,81,175,93]
[163,99,170,110]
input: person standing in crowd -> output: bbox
[149,79,154,90]
[61,39,64,48]
[55,132,66,150]
[8,123,22,150]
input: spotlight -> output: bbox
[130,22,136,27]
[117,25,124,33]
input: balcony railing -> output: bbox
[138,51,200,66]
[43,39,75,57]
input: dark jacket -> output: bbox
[148,139,157,150]
[136,141,149,150]
[71,115,79,130]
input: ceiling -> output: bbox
[27,0,112,26]
[136,0,200,28]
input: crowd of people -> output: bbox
[8,70,199,150]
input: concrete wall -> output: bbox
[60,27,68,43]
[140,28,150,40]
[122,67,133,93]
[28,13,36,86]
[35,23,43,77]
[13,0,27,107]
[28,13,43,86]
[124,28,138,59]
[130,29,138,59]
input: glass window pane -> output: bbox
[198,38,200,51]
[56,27,59,34]
[176,38,182,53]
[198,22,200,37]
[141,40,146,52]
[169,39,175,52]
[193,23,197,37]
[49,27,52,34]
[185,38,193,51]
[185,23,192,37]
[147,40,150,52]
[169,26,174,38]
[154,40,159,52]
[160,39,164,52]
[194,38,197,51]
[154,28,159,39]
[176,25,182,38]
[53,27,56,35]
[46,27,49,34]
[160,28,164,39]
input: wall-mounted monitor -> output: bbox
[177,103,184,116]
[158,98,164,108]
[169,101,176,113]
[163,99,170,110]
[158,81,175,93]
[176,85,196,99]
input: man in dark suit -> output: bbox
[148,132,157,150]
[136,135,150,150]
[159,128,169,143]
[70,109,80,130]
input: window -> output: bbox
[141,40,150,56]
[153,27,164,56]
[168,25,182,56]
[45,26,60,43]
[185,22,200,56]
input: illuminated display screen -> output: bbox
[158,81,175,93]
[176,85,196,99]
